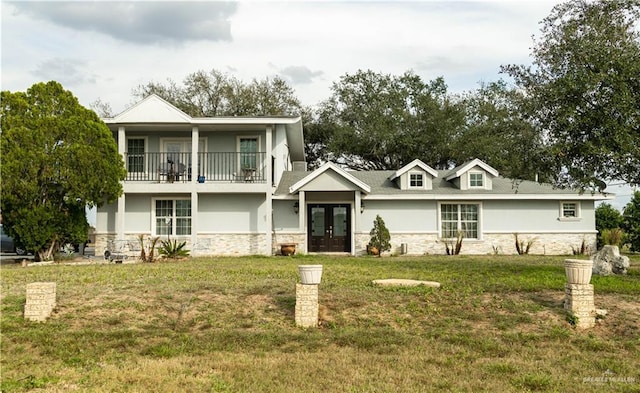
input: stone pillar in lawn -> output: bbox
[295,265,322,328]
[564,259,596,329]
[24,282,57,322]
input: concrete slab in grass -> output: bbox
[372,279,441,288]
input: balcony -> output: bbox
[124,152,266,183]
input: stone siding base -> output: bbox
[95,233,269,258]
[355,232,597,256]
[96,231,596,257]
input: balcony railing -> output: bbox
[123,152,266,183]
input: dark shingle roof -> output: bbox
[275,169,596,197]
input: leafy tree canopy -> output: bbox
[315,70,465,170]
[595,202,624,232]
[454,80,546,181]
[502,0,640,190]
[622,191,640,251]
[133,69,303,117]
[1,81,126,260]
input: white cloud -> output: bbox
[9,1,238,45]
[2,0,559,113]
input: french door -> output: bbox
[308,204,351,253]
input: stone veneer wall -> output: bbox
[96,233,269,257]
[272,233,306,255]
[355,232,597,256]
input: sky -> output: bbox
[1,0,635,211]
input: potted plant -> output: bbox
[564,258,593,284]
[298,265,323,284]
[281,243,296,256]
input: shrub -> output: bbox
[368,215,391,257]
[601,228,625,248]
[138,234,161,263]
[514,233,536,255]
[622,191,640,252]
[444,231,464,255]
[158,239,190,259]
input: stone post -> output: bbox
[295,283,319,328]
[565,284,595,329]
[564,259,596,329]
[24,282,57,322]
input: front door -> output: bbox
[308,204,351,253]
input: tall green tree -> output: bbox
[1,81,126,261]
[622,191,640,251]
[316,70,465,170]
[133,69,302,117]
[502,0,640,190]
[454,80,545,181]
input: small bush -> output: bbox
[444,231,464,255]
[514,233,536,255]
[601,228,625,248]
[368,215,391,257]
[158,239,190,259]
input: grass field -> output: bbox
[1,254,639,392]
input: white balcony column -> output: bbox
[116,194,125,242]
[265,126,273,255]
[298,191,306,253]
[191,126,199,183]
[191,192,198,252]
[116,127,127,242]
[118,127,126,174]
[353,191,361,256]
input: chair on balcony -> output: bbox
[158,160,187,183]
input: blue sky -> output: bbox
[2,0,634,213]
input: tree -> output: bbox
[595,202,623,232]
[1,81,126,261]
[133,69,302,117]
[595,202,624,247]
[368,215,391,257]
[315,70,465,170]
[622,191,640,251]
[502,0,640,190]
[454,80,546,181]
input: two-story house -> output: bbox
[96,94,612,257]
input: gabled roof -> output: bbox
[274,169,612,200]
[289,162,371,194]
[445,158,499,181]
[107,94,192,123]
[389,159,439,181]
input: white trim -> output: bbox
[125,136,148,174]
[361,194,612,201]
[559,200,581,220]
[483,230,599,234]
[437,201,483,240]
[445,158,499,181]
[151,197,193,237]
[390,159,438,180]
[468,171,485,189]
[408,171,425,189]
[289,162,371,194]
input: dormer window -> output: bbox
[469,172,484,188]
[409,172,424,188]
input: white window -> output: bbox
[127,138,146,173]
[154,199,191,236]
[560,202,580,220]
[440,203,480,239]
[238,136,260,170]
[409,172,424,188]
[469,172,484,188]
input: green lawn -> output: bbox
[1,255,639,392]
